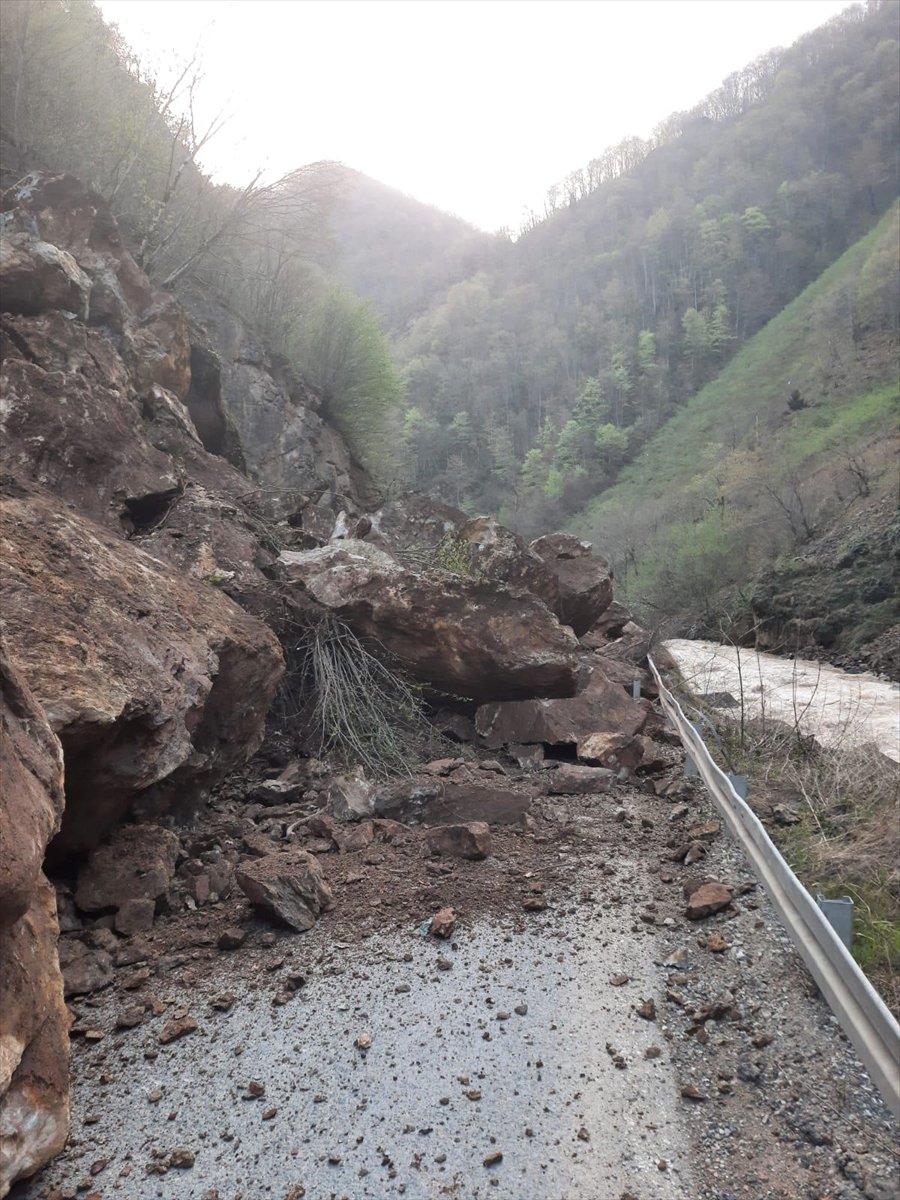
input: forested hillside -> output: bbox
[370,1,898,527]
[572,204,899,668]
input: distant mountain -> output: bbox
[327,168,497,332]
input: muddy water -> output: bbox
[21,906,694,1199]
[664,639,900,762]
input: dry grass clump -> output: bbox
[276,613,441,779]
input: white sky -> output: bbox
[97,0,852,232]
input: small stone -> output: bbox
[684,881,733,920]
[429,906,457,939]
[636,999,656,1021]
[148,1088,163,1103]
[645,1046,662,1059]
[436,956,452,971]
[395,983,411,994]
[159,1014,197,1044]
[609,974,630,987]
[425,822,491,860]
[679,1084,707,1101]
[355,1031,372,1050]
[465,1090,482,1101]
[262,1107,277,1120]
[115,1005,145,1030]
[706,932,728,953]
[168,1147,195,1168]
[217,927,247,951]
[514,1003,528,1016]
[120,968,151,993]
[245,1081,265,1098]
[751,1032,774,1049]
[210,992,235,1012]
[576,1127,590,1142]
[483,1151,503,1168]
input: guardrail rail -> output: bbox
[647,656,900,1119]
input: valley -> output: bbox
[0,2,897,1197]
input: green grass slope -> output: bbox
[571,204,900,663]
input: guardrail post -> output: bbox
[728,774,748,800]
[816,895,854,952]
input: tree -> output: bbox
[292,285,402,478]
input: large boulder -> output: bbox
[0,651,69,1195]
[280,541,579,702]
[1,479,283,854]
[0,880,70,1196]
[366,494,468,557]
[529,533,614,636]
[457,516,559,613]
[0,232,90,319]
[475,662,647,749]
[0,645,64,926]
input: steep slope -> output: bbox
[569,205,900,672]
[328,168,497,332]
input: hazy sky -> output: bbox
[98,0,852,232]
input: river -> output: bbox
[664,639,900,762]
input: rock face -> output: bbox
[1,480,283,854]
[182,291,362,506]
[529,533,614,636]
[0,650,69,1195]
[475,663,647,749]
[280,541,580,702]
[236,850,334,931]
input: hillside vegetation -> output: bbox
[361,1,899,525]
[571,205,899,667]
[0,0,403,479]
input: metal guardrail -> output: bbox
[647,656,900,1119]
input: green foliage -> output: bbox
[433,533,481,578]
[291,284,403,479]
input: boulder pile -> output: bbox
[0,172,666,1192]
